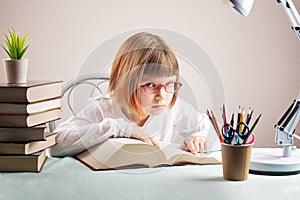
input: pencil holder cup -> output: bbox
[221,143,253,181]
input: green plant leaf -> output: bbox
[19,44,29,59]
[1,44,12,58]
[20,32,29,49]
[1,26,30,59]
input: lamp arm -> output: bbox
[275,93,300,147]
[277,0,300,40]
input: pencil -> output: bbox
[237,106,241,133]
[230,113,234,127]
[249,114,262,134]
[206,110,220,140]
[239,107,245,133]
[222,104,227,125]
[242,107,252,135]
[211,110,224,143]
[246,107,253,125]
[206,109,223,142]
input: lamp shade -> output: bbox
[222,0,254,17]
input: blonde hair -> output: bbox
[109,32,179,116]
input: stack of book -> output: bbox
[0,80,62,172]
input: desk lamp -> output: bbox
[250,94,300,175]
[223,0,300,175]
[222,0,254,17]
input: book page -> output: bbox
[76,138,221,170]
[83,138,128,164]
[159,142,221,165]
[159,143,188,160]
[76,138,168,170]
[159,142,221,160]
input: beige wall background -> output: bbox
[0,0,299,147]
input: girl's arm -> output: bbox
[175,99,210,137]
[174,99,211,154]
[49,100,132,157]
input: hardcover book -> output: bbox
[0,124,47,142]
[0,98,62,114]
[75,138,221,170]
[0,80,62,103]
[0,108,61,127]
[0,150,47,172]
[0,133,56,155]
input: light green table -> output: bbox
[1,152,300,200]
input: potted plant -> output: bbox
[1,27,30,84]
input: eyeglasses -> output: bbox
[139,81,182,94]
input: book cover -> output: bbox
[0,150,47,172]
[0,108,61,127]
[0,124,47,142]
[0,133,57,154]
[0,80,62,103]
[75,138,221,170]
[0,97,62,114]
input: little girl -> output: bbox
[50,32,210,157]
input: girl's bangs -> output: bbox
[142,63,177,78]
[141,49,179,78]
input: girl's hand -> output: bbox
[181,136,206,154]
[130,133,160,148]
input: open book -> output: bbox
[75,138,221,170]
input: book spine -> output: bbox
[0,88,28,103]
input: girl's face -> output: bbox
[138,75,178,117]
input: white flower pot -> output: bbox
[3,59,28,84]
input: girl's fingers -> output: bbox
[193,137,199,154]
[186,139,196,154]
[150,138,160,149]
[182,136,207,154]
[181,142,187,150]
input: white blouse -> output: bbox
[49,97,211,156]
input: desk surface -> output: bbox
[1,151,300,200]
